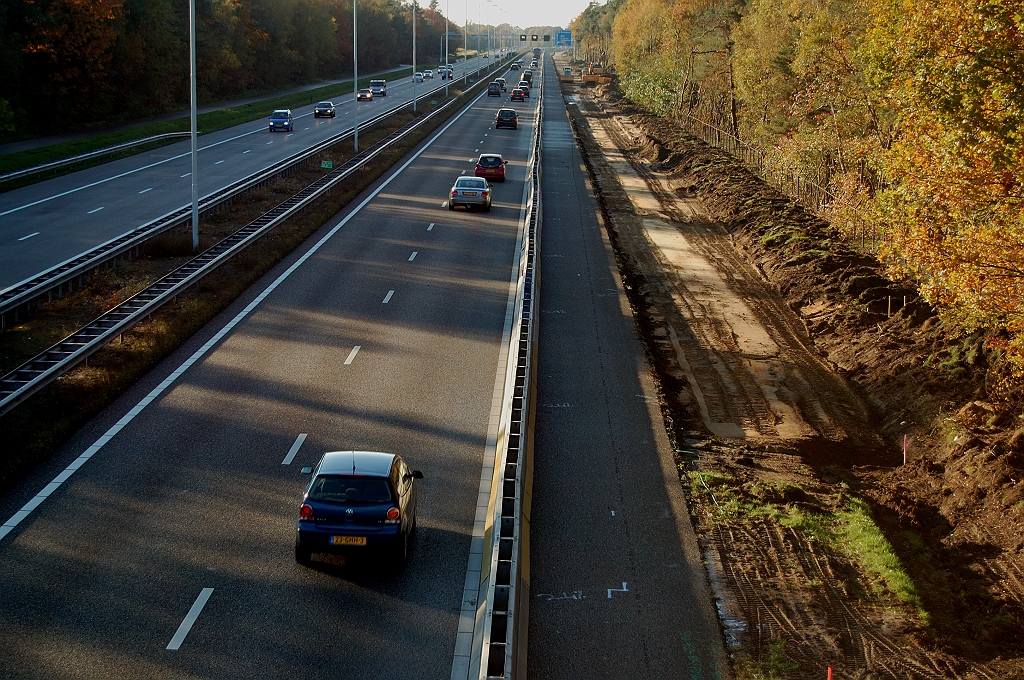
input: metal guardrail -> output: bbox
[0,57,521,418]
[0,76,485,328]
[0,132,192,184]
[473,62,543,680]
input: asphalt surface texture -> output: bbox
[526,57,728,678]
[0,55,501,291]
[0,62,537,679]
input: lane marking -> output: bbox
[181,172,191,178]
[214,160,224,165]
[166,588,214,651]
[344,346,361,365]
[474,148,479,152]
[408,251,418,261]
[266,141,273,145]
[282,433,307,465]
[304,127,310,130]
[138,187,153,194]
[607,582,629,598]
[441,201,448,207]
[242,150,251,154]
[382,290,394,304]
[427,223,434,231]
[461,170,466,175]
[17,232,40,241]
[0,78,493,547]
[87,207,104,214]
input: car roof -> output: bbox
[456,176,487,185]
[478,153,503,159]
[317,101,333,106]
[318,451,396,477]
[272,109,290,115]
[498,108,516,113]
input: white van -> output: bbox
[369,79,387,96]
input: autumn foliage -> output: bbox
[571,0,1024,368]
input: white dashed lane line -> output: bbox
[87,207,104,214]
[181,172,191,178]
[408,251,418,262]
[138,188,153,194]
[166,588,214,651]
[281,433,307,465]
[214,160,224,165]
[427,223,434,231]
[344,346,361,365]
[266,141,273,145]
[17,232,39,241]
[382,290,395,304]
[242,149,251,154]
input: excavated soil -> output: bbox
[555,56,1024,679]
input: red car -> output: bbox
[475,153,507,182]
[510,88,525,102]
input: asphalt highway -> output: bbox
[0,63,538,678]
[0,54,507,291]
[527,58,727,677]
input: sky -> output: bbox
[444,0,593,32]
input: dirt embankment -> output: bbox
[557,58,1024,679]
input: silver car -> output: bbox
[449,177,492,211]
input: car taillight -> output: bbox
[451,189,458,196]
[481,190,489,197]
[385,507,401,524]
[299,503,314,521]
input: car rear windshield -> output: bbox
[308,475,393,504]
[478,156,502,168]
[456,178,487,188]
[498,110,515,117]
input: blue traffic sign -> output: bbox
[555,30,572,47]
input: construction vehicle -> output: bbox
[560,67,574,83]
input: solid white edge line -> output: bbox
[0,84,491,548]
[282,433,307,465]
[343,346,361,365]
[382,290,395,304]
[166,587,214,651]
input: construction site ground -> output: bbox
[553,52,1024,680]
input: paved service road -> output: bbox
[527,56,728,678]
[0,55,505,290]
[0,65,537,679]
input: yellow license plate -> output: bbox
[464,191,477,196]
[331,536,366,546]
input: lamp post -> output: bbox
[353,0,358,152]
[412,0,417,113]
[445,0,450,96]
[189,0,198,251]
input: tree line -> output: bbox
[0,0,467,138]
[570,0,1024,368]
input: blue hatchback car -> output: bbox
[295,451,423,567]
[268,109,293,132]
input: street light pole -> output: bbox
[445,0,450,97]
[353,0,358,152]
[189,0,198,251]
[412,0,417,113]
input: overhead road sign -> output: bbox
[555,30,572,47]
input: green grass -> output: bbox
[0,66,414,178]
[734,639,801,679]
[685,468,930,622]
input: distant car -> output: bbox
[510,62,520,71]
[510,88,525,102]
[268,109,293,132]
[487,82,502,96]
[295,451,423,567]
[495,108,518,129]
[356,88,373,101]
[449,176,492,211]
[424,69,434,79]
[369,79,387,96]
[313,101,336,118]
[446,63,454,70]
[523,70,533,84]
[413,72,424,82]
[495,77,507,91]
[517,81,530,97]
[475,153,507,182]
